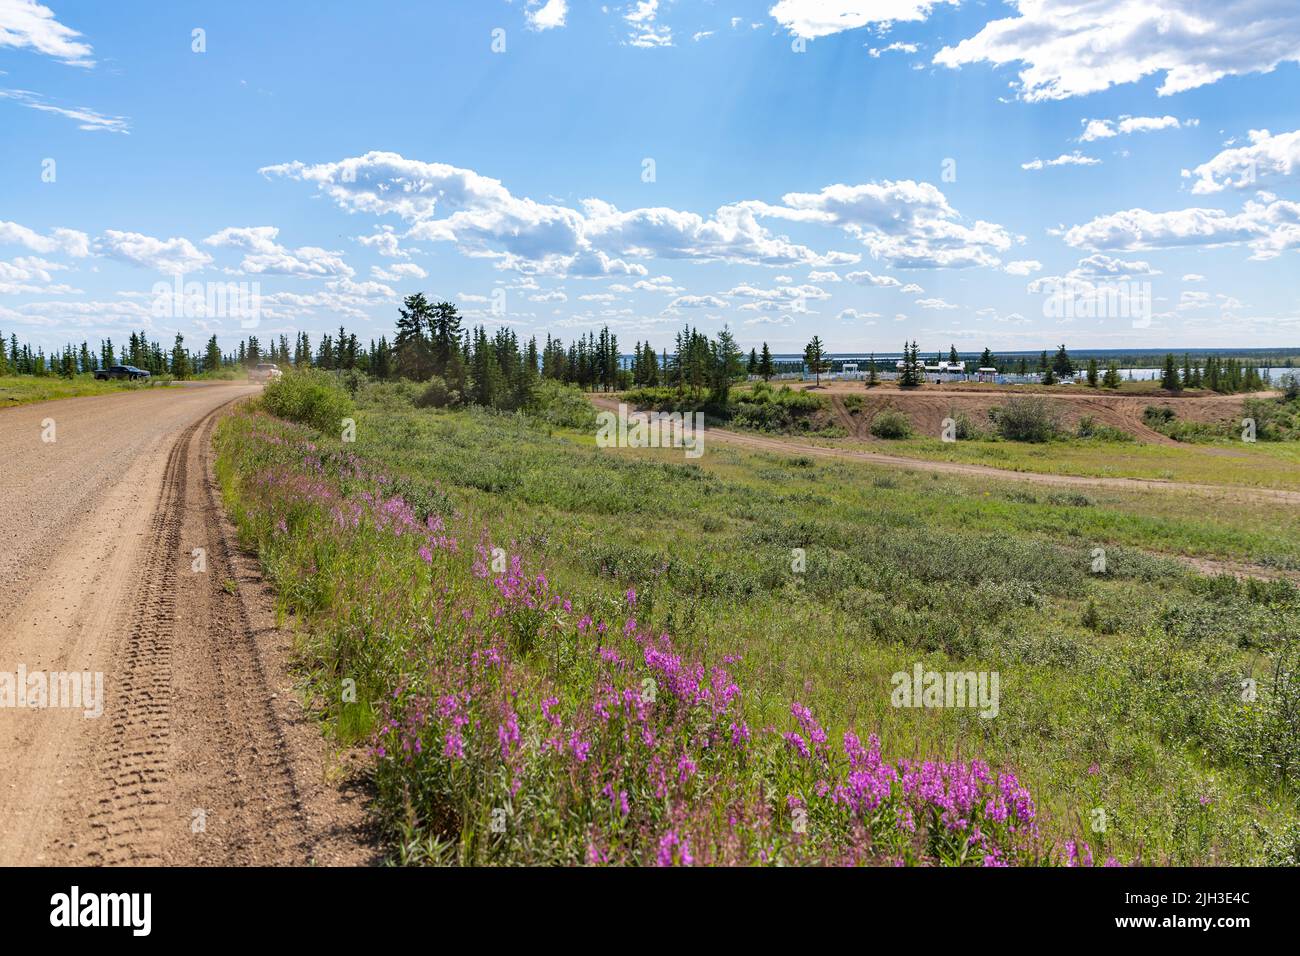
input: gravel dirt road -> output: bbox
[0,384,376,866]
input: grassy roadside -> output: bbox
[0,374,174,408]
[215,375,1300,865]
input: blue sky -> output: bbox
[2,0,1299,356]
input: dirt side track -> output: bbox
[590,393,1300,505]
[0,385,375,866]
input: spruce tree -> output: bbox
[1161,353,1182,391]
[803,335,827,387]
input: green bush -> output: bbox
[1075,415,1134,442]
[992,397,1060,442]
[945,408,981,440]
[626,381,825,433]
[1279,372,1299,402]
[1243,395,1300,441]
[261,369,354,434]
[533,380,597,430]
[870,409,913,439]
[361,379,420,410]
[414,375,458,409]
[1143,405,1176,426]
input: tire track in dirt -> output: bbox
[159,409,314,864]
[826,394,863,438]
[77,416,197,864]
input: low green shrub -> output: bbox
[414,375,458,409]
[869,409,913,439]
[992,397,1060,442]
[261,369,354,434]
[533,380,597,430]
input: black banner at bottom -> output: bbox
[0,865,1276,941]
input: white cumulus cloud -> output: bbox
[1021,151,1101,171]
[1063,197,1300,261]
[204,225,354,278]
[0,0,94,66]
[934,0,1300,101]
[1078,115,1193,142]
[100,230,212,273]
[525,0,567,31]
[263,151,858,275]
[1188,128,1300,194]
[0,220,90,257]
[770,0,958,40]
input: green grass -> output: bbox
[850,434,1300,490]
[0,373,173,408]
[216,381,1300,865]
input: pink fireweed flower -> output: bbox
[569,731,590,763]
[541,696,562,727]
[443,731,465,760]
[626,587,637,607]
[791,701,828,751]
[677,754,697,783]
[782,732,810,759]
[601,784,631,818]
[497,708,520,761]
[1065,840,1094,867]
[655,831,693,867]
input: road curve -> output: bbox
[0,384,374,865]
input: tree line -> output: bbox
[0,310,1276,400]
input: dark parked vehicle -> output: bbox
[93,365,151,381]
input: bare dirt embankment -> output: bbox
[0,384,377,865]
[796,381,1265,445]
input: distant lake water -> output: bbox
[1108,367,1294,381]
